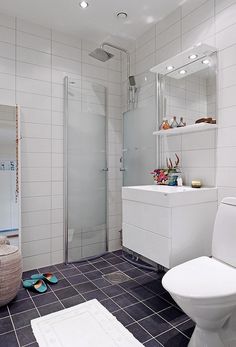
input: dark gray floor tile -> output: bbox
[127,322,152,343]
[115,262,135,272]
[142,279,165,294]
[112,293,138,308]
[12,309,39,330]
[156,328,189,346]
[8,298,34,315]
[85,270,103,280]
[160,292,177,306]
[60,268,81,278]
[92,260,110,269]
[159,307,188,326]
[16,325,36,346]
[144,339,163,347]
[140,314,172,337]
[0,317,13,334]
[113,309,135,326]
[14,289,30,302]
[125,302,153,321]
[100,266,117,274]
[74,281,97,294]
[54,286,78,300]
[107,257,125,265]
[93,278,111,289]
[50,278,71,290]
[102,285,126,298]
[130,286,156,301]
[38,302,64,316]
[100,298,120,313]
[83,289,107,301]
[77,264,96,273]
[143,296,171,313]
[32,292,58,307]
[0,305,9,318]
[0,331,18,347]
[55,263,74,270]
[67,274,88,285]
[177,319,195,338]
[61,294,85,308]
[112,250,123,256]
[124,268,144,279]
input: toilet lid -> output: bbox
[162,256,236,299]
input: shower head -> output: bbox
[129,75,136,87]
[89,48,114,62]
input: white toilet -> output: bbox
[162,198,236,347]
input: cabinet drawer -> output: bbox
[122,222,171,268]
[122,200,171,237]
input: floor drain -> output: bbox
[103,271,131,284]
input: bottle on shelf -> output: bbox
[160,118,170,130]
[170,116,178,128]
[178,117,186,127]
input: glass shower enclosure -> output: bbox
[64,77,108,263]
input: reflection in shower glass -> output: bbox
[123,99,156,186]
[65,77,107,262]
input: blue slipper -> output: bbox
[31,273,58,284]
[23,279,47,293]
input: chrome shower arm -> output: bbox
[101,42,130,78]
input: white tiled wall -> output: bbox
[127,0,236,193]
[0,13,122,270]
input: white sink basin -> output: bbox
[122,185,217,207]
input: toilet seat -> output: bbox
[162,256,236,301]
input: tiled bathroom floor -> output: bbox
[0,250,195,347]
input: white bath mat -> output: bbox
[31,299,143,347]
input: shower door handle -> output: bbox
[101,168,108,172]
[120,168,126,172]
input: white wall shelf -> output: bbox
[153,123,218,136]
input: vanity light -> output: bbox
[189,54,198,60]
[166,65,174,71]
[202,59,210,65]
[79,1,89,8]
[179,69,187,75]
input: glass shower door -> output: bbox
[123,101,156,186]
[65,77,107,262]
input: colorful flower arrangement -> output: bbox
[151,154,180,186]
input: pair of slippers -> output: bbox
[23,273,58,293]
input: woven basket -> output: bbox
[0,236,22,307]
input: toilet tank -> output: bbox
[212,197,236,267]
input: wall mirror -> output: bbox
[159,51,217,127]
[0,105,20,248]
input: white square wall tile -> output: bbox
[16,18,51,39]
[0,26,15,44]
[22,182,51,198]
[0,42,15,60]
[17,31,51,54]
[0,12,15,28]
[17,46,51,67]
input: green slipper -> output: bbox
[30,273,58,284]
[23,279,47,293]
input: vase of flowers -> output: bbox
[151,154,180,186]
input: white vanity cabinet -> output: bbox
[122,185,218,269]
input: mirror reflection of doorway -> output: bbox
[0,105,20,247]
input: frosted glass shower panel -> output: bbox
[123,101,156,186]
[67,79,107,262]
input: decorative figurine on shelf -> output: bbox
[159,118,170,130]
[170,116,178,128]
[177,117,186,127]
[151,154,181,186]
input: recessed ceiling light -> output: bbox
[179,70,187,75]
[79,1,89,8]
[202,59,210,65]
[189,54,198,60]
[117,12,128,20]
[166,65,174,71]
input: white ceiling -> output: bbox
[0,0,184,44]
